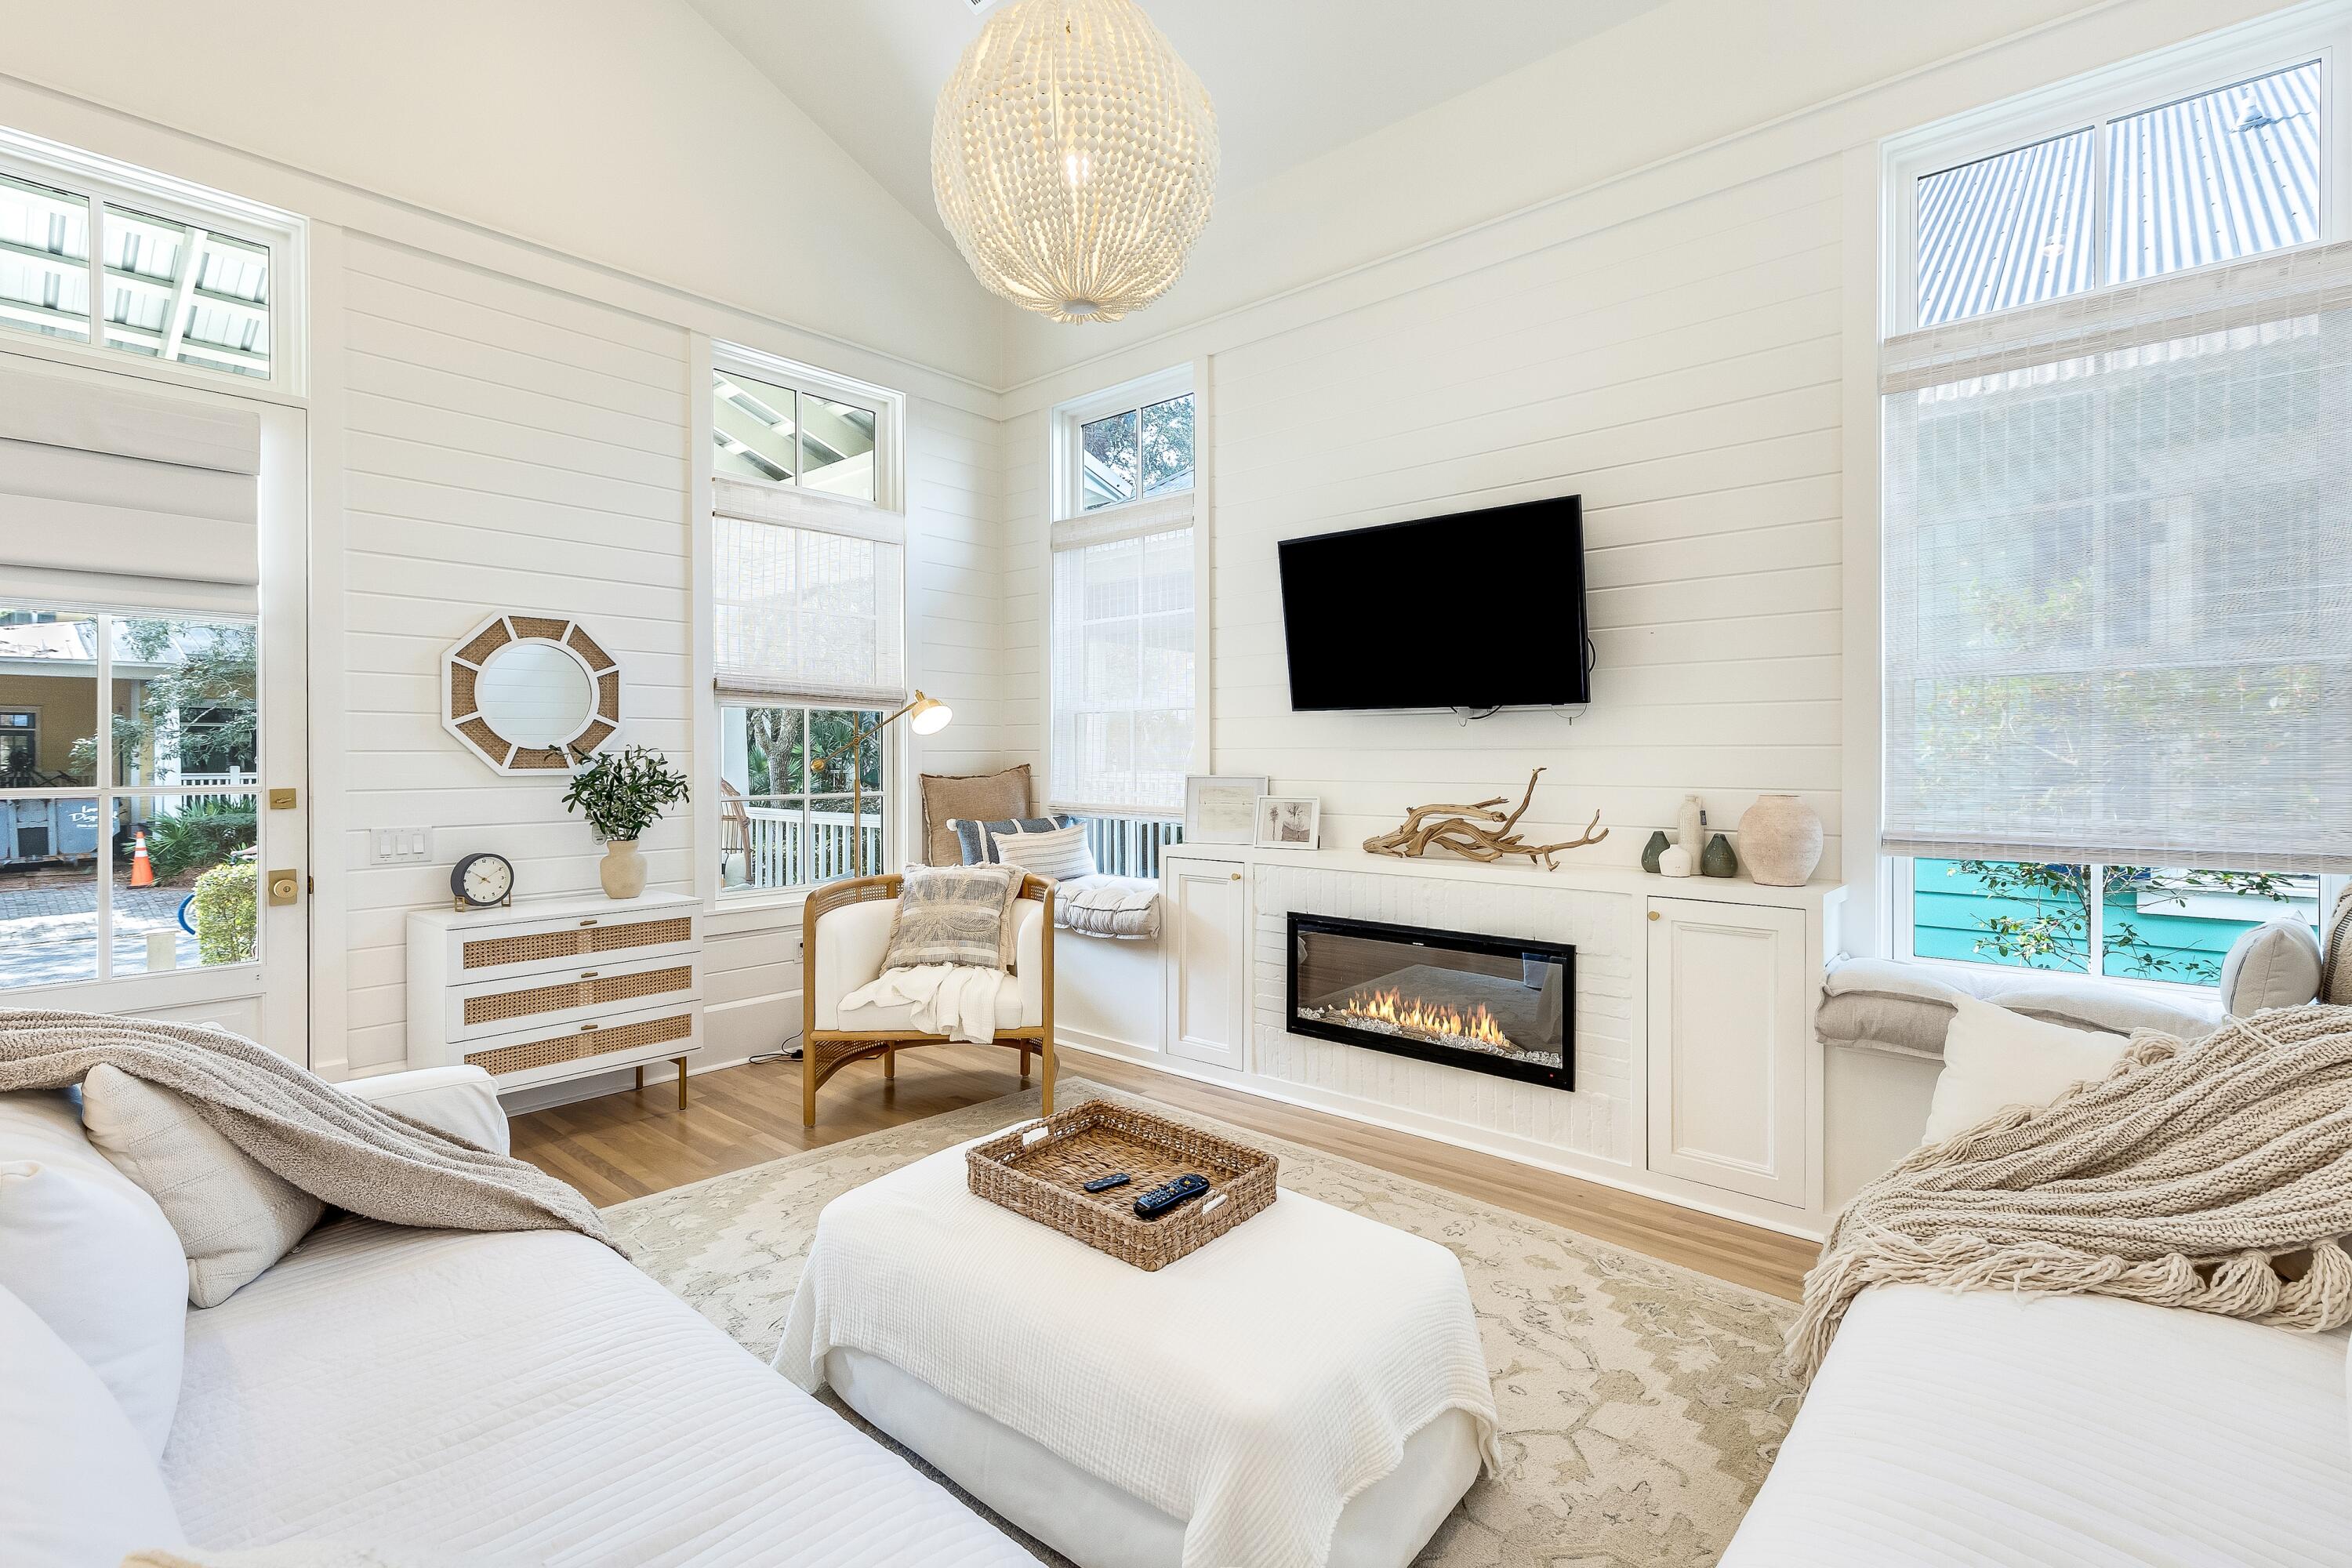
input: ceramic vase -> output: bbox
[1701,833,1737,877]
[1659,844,1693,878]
[1676,795,1704,859]
[1641,829,1672,874]
[599,838,648,899]
[1737,793,1823,886]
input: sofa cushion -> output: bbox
[82,1065,325,1309]
[338,1065,510,1156]
[919,764,1033,867]
[162,1220,1032,1566]
[0,1087,188,1457]
[2218,919,2324,1017]
[1922,996,2127,1144]
[0,1283,187,1568]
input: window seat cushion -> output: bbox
[1817,956,2223,1061]
[1055,875,1161,940]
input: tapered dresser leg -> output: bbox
[675,1057,688,1109]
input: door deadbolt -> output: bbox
[267,870,300,906]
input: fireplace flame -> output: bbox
[1329,987,1513,1049]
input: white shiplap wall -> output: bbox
[337,237,696,1073]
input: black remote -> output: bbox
[1083,1172,1132,1193]
[1132,1173,1210,1220]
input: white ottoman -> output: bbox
[775,1134,1497,1568]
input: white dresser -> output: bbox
[405,890,702,1104]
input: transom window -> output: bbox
[711,366,880,503]
[1079,392,1194,511]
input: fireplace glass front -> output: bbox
[1286,913,1573,1090]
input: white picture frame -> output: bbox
[1184,774,1268,845]
[1253,795,1322,851]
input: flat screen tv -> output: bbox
[1276,495,1588,712]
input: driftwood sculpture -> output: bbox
[1361,768,1606,870]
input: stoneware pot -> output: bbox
[1737,793,1822,886]
[1658,844,1694,878]
[599,837,648,899]
[1701,833,1738,878]
[1641,829,1671,874]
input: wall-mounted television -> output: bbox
[1276,495,1588,712]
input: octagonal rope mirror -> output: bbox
[441,612,622,775]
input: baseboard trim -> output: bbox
[1052,1035,1829,1243]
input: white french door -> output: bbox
[0,361,307,1060]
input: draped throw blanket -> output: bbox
[0,1010,610,1248]
[1788,1004,2352,1383]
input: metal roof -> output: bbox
[1915,60,2321,328]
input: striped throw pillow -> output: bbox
[880,864,1025,971]
[989,822,1097,882]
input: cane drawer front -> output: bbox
[459,1004,701,1090]
[447,951,701,1043]
[443,908,699,982]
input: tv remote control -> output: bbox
[1083,1172,1132,1193]
[1132,1173,1210,1220]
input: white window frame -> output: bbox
[698,339,909,915]
[1045,364,1207,823]
[1867,6,2352,971]
[0,123,306,397]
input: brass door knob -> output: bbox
[267,870,299,906]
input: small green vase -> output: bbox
[1641,829,1671,874]
[1701,833,1738,878]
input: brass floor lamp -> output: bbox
[806,690,952,877]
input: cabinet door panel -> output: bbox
[1646,898,1806,1205]
[1166,859,1247,1068]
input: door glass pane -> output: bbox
[1916,128,2096,327]
[1080,408,1139,510]
[0,173,90,346]
[113,617,258,789]
[2108,62,2321,285]
[712,368,798,481]
[800,394,878,501]
[0,829,101,990]
[113,793,258,972]
[1140,394,1195,497]
[0,610,100,787]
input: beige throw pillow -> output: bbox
[81,1065,325,1308]
[881,864,1024,971]
[918,765,1033,866]
[1920,996,2129,1145]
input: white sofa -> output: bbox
[2,1065,1033,1568]
[1722,1284,2352,1566]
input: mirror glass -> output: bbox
[474,641,593,748]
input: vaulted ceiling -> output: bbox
[684,0,1668,245]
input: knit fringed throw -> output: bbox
[1787,1004,2352,1383]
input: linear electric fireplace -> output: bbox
[1286,913,1573,1090]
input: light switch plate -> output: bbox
[370,826,435,865]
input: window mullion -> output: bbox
[2086,863,2107,976]
[94,612,114,983]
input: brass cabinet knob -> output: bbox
[1648,909,1661,920]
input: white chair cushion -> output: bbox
[0,1282,187,1567]
[338,1065,510,1156]
[1922,996,2128,1144]
[0,1088,188,1457]
[82,1065,325,1309]
[815,897,1044,1032]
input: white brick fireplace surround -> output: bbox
[1056,844,1912,1240]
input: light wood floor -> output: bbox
[510,1044,1817,1300]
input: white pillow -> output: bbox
[0,1283,187,1568]
[82,1065,325,1308]
[990,821,1097,882]
[339,1064,510,1155]
[2217,919,2323,1017]
[0,1089,188,1457]
[1922,995,2129,1145]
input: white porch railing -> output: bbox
[173,770,259,787]
[739,803,884,889]
[1078,815,1183,879]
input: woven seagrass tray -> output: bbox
[967,1098,1277,1271]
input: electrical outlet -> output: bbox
[370,827,434,866]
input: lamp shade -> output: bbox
[908,694,953,735]
[931,0,1218,323]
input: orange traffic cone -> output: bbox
[129,829,154,887]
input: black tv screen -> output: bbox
[1277,495,1588,711]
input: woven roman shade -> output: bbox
[1881,240,2352,873]
[1048,490,1194,816]
[711,476,906,710]
[0,361,260,614]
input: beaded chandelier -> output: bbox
[932,0,1218,324]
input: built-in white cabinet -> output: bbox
[1645,895,1809,1207]
[1163,856,1248,1069]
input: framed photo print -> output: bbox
[1253,795,1322,851]
[1185,775,1269,845]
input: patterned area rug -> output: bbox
[604,1078,1800,1566]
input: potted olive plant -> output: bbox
[561,745,691,899]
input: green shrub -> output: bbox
[192,861,256,966]
[145,799,256,883]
